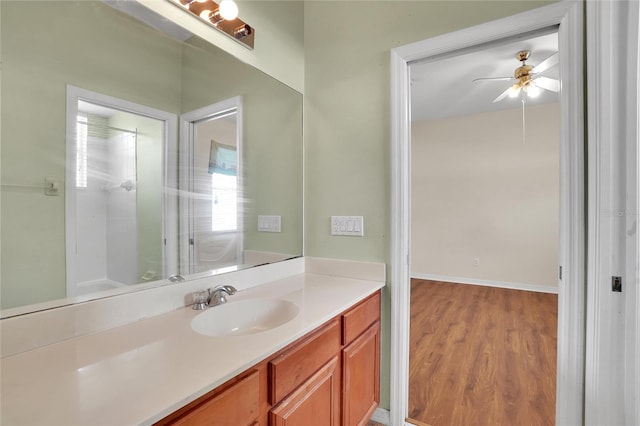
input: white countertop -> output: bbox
[0,272,383,425]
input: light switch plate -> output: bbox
[331,216,364,236]
[258,215,281,232]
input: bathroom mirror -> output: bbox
[0,0,303,316]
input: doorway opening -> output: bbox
[179,97,243,275]
[65,86,178,298]
[407,30,561,425]
[390,3,585,425]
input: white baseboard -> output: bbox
[371,407,390,425]
[411,273,558,294]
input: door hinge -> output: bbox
[559,266,562,280]
[612,276,622,292]
[190,238,194,246]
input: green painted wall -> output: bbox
[303,0,557,410]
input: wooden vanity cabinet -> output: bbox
[156,291,381,426]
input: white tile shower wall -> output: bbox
[75,137,109,285]
[106,131,138,285]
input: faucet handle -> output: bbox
[192,290,209,310]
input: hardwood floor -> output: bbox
[408,279,557,426]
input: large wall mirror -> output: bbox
[0,0,303,317]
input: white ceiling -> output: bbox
[410,31,559,122]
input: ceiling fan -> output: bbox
[474,50,560,103]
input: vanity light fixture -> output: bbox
[169,0,254,49]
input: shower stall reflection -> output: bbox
[68,101,164,297]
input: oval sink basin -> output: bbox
[191,298,299,337]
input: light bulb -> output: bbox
[219,0,238,20]
[508,85,520,98]
[527,84,541,98]
[199,9,213,19]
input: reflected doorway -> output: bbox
[180,97,243,275]
[65,86,177,298]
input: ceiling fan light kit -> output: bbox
[474,49,560,103]
[473,48,560,144]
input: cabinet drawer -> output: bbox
[168,370,260,426]
[342,292,380,345]
[268,318,341,404]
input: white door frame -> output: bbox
[389,2,584,425]
[179,96,244,275]
[586,1,640,424]
[65,85,178,293]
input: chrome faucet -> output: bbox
[207,285,238,307]
[192,285,238,310]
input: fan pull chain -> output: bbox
[521,98,526,144]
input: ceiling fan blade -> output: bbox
[535,76,560,92]
[532,52,559,74]
[473,77,514,82]
[493,87,512,103]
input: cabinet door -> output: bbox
[269,356,340,426]
[167,370,260,426]
[342,321,380,426]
